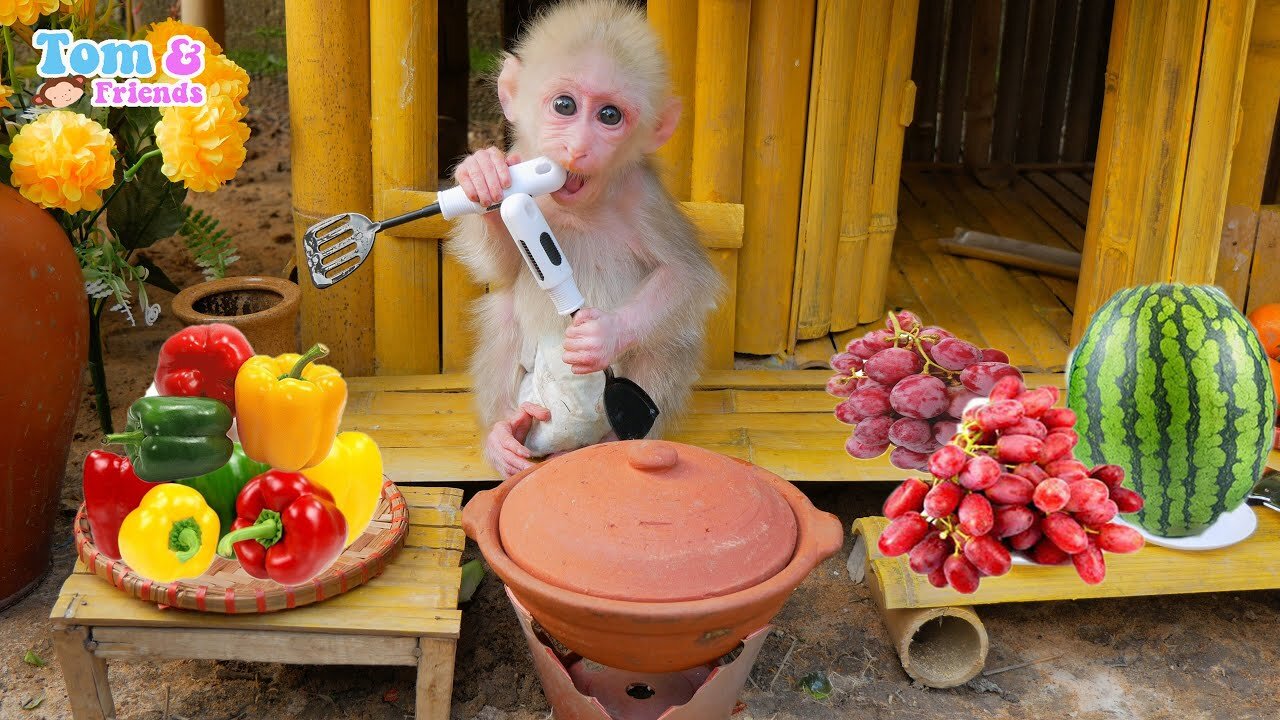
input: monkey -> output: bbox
[446,0,723,478]
[33,75,87,109]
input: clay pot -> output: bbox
[462,440,844,673]
[0,186,89,608]
[171,275,300,357]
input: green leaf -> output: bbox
[134,256,180,294]
[458,559,486,603]
[107,157,187,251]
[178,206,239,279]
[108,105,161,156]
[22,649,45,667]
[21,694,43,711]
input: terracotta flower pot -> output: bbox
[0,185,89,608]
[171,275,300,357]
[462,440,845,674]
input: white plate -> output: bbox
[1112,502,1258,551]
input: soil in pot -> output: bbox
[193,288,285,317]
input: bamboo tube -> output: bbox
[285,0,374,374]
[830,1,892,332]
[371,0,440,375]
[441,253,483,373]
[181,0,225,48]
[858,0,920,324]
[648,0,699,201]
[691,0,750,369]
[735,0,816,355]
[790,0,860,342]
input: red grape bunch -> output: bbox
[875,374,1147,593]
[828,310,1022,471]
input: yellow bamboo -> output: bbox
[371,0,440,375]
[285,0,374,374]
[735,0,816,355]
[1248,206,1280,312]
[830,0,891,332]
[691,0,751,369]
[790,0,860,343]
[648,0,699,200]
[858,0,919,324]
[440,253,483,373]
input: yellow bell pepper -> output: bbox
[118,484,220,582]
[302,431,384,547]
[235,343,347,471]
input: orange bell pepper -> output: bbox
[235,343,347,471]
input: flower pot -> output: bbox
[0,185,89,609]
[171,276,300,357]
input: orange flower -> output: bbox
[143,18,223,78]
[0,84,12,110]
[0,0,58,26]
[9,110,117,212]
[155,94,249,192]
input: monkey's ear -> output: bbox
[647,97,682,153]
[496,55,521,123]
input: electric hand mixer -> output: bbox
[301,158,659,441]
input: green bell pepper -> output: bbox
[176,442,271,537]
[104,396,234,482]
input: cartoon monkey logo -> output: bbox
[33,75,88,108]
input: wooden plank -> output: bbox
[53,625,114,720]
[1039,0,1083,161]
[1026,171,1090,226]
[1010,175,1086,251]
[681,201,746,249]
[792,337,837,370]
[939,0,975,163]
[939,229,1082,279]
[906,0,946,161]
[704,247,739,369]
[440,250,483,373]
[1226,0,1280,212]
[1017,0,1058,161]
[1056,171,1094,204]
[1248,207,1280,312]
[648,0,699,200]
[963,0,1002,168]
[736,0,815,354]
[1062,0,1112,162]
[90,627,420,666]
[417,638,458,720]
[991,0,1031,168]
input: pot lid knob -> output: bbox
[626,441,678,471]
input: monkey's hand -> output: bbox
[563,308,634,374]
[485,401,551,478]
[454,147,524,209]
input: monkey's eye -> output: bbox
[597,105,622,126]
[552,95,577,116]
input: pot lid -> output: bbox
[497,440,798,603]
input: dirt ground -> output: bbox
[4,18,1280,720]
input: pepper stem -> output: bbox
[169,518,202,563]
[281,343,329,381]
[216,509,284,558]
[102,430,145,446]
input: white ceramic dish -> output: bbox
[1112,502,1258,551]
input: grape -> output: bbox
[1071,539,1106,585]
[853,415,894,446]
[988,375,1026,401]
[1110,486,1145,513]
[889,446,932,471]
[931,337,983,371]
[943,555,981,594]
[1065,478,1110,513]
[1033,477,1070,513]
[830,352,860,373]
[1098,523,1144,553]
[1041,407,1077,429]
[888,417,936,453]
[1043,512,1088,554]
[981,348,1010,363]
[923,480,964,517]
[987,474,1035,505]
[932,420,960,446]
[976,399,1025,432]
[1089,464,1126,491]
[1007,417,1048,440]
[908,531,952,574]
[1012,462,1049,485]
[995,434,1044,464]
[928,445,968,479]
[993,505,1036,538]
[958,455,1002,490]
[845,435,889,459]
[883,477,930,518]
[1016,387,1057,418]
[862,329,896,353]
[947,388,982,419]
[844,386,892,421]
[1029,537,1071,565]
[877,511,929,556]
[846,338,879,360]
[958,492,994,536]
[918,326,954,353]
[1009,522,1043,551]
[886,309,922,334]
[1046,426,1079,442]
[864,347,924,385]
[963,535,1012,577]
[1038,431,1077,463]
[826,374,856,398]
[960,362,1023,394]
[834,399,858,424]
[1044,458,1089,482]
[891,374,950,419]
[1075,498,1118,528]
[927,565,950,588]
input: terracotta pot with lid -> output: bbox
[462,440,845,673]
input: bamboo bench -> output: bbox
[49,486,464,720]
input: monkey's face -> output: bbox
[41,81,85,108]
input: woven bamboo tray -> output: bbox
[72,478,409,613]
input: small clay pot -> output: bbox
[172,276,300,357]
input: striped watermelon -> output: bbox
[1066,284,1275,538]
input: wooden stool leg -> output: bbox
[415,637,457,720]
[53,625,115,720]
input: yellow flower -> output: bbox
[196,54,250,119]
[9,110,116,212]
[155,94,249,192]
[0,84,12,110]
[143,18,223,78]
[0,0,59,26]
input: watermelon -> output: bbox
[1066,283,1275,537]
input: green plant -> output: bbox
[179,206,239,280]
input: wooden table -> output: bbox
[49,486,465,720]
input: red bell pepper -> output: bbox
[154,323,255,413]
[82,450,155,560]
[215,470,347,586]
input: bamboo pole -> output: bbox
[790,0,861,342]
[859,0,920,323]
[735,0,816,355]
[831,1,892,332]
[963,0,1001,168]
[441,254,483,373]
[648,0,699,200]
[938,0,974,163]
[691,0,750,368]
[371,0,440,375]
[285,0,374,374]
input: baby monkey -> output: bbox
[448,0,721,477]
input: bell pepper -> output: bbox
[235,343,347,471]
[154,323,255,413]
[216,469,348,586]
[103,396,234,482]
[117,483,220,582]
[175,442,271,538]
[82,450,156,560]
[301,431,384,547]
